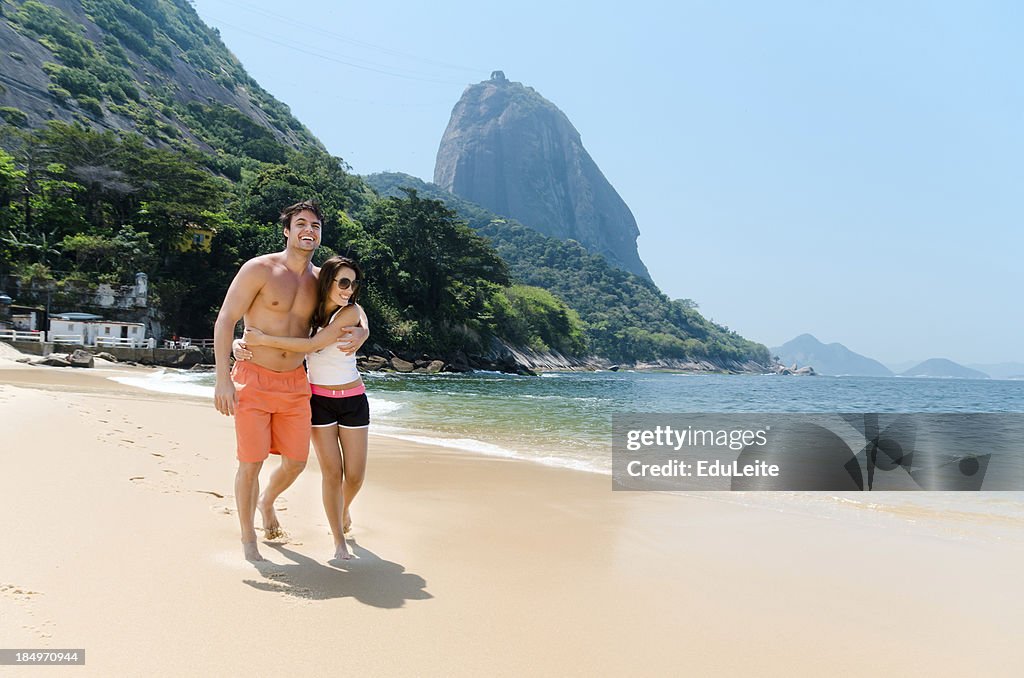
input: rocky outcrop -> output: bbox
[477,338,598,374]
[772,364,817,376]
[354,339,600,377]
[434,71,651,280]
[629,358,776,374]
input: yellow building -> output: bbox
[178,223,216,253]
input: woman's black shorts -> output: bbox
[310,393,370,428]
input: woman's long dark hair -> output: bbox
[311,256,363,331]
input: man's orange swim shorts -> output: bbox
[231,361,311,463]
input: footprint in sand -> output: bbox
[0,583,41,600]
[1,584,52,639]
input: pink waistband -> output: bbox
[310,383,366,398]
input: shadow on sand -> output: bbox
[243,541,432,609]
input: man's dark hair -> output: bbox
[279,200,324,230]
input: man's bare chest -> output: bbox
[254,272,317,319]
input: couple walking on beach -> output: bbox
[212,201,370,562]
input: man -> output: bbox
[213,200,367,562]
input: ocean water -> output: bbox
[111,370,1024,539]
[112,370,1024,472]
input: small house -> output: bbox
[49,313,102,344]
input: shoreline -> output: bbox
[9,358,1024,528]
[2,355,1023,675]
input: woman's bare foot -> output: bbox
[258,497,286,541]
[343,510,352,534]
[242,540,265,562]
[334,540,352,561]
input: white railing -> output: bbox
[164,337,214,349]
[50,334,85,344]
[95,337,141,348]
[2,329,156,349]
[0,329,45,342]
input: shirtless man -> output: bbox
[213,200,367,562]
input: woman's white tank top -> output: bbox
[304,308,360,385]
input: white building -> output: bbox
[48,313,148,348]
[94,321,145,347]
[48,313,101,344]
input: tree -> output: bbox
[362,189,509,349]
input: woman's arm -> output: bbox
[244,304,361,353]
[335,304,370,355]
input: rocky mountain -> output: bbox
[772,334,894,377]
[0,0,321,164]
[434,71,650,280]
[901,359,989,379]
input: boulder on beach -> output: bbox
[391,357,415,373]
[69,349,95,368]
[34,353,71,367]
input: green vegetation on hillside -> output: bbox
[365,173,770,365]
[0,121,586,359]
[5,0,320,171]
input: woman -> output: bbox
[240,255,368,561]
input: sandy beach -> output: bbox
[1,350,1023,676]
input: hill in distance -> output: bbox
[901,359,989,379]
[772,334,893,377]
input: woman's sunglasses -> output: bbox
[335,277,361,291]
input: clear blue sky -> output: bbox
[192,0,1023,366]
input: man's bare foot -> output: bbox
[343,510,352,535]
[242,541,265,562]
[334,540,352,561]
[258,496,286,541]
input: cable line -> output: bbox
[206,16,471,86]
[201,0,481,74]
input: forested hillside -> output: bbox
[0,0,769,368]
[0,0,321,165]
[365,173,770,365]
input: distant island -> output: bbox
[771,334,893,376]
[900,359,989,379]
[773,334,998,379]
